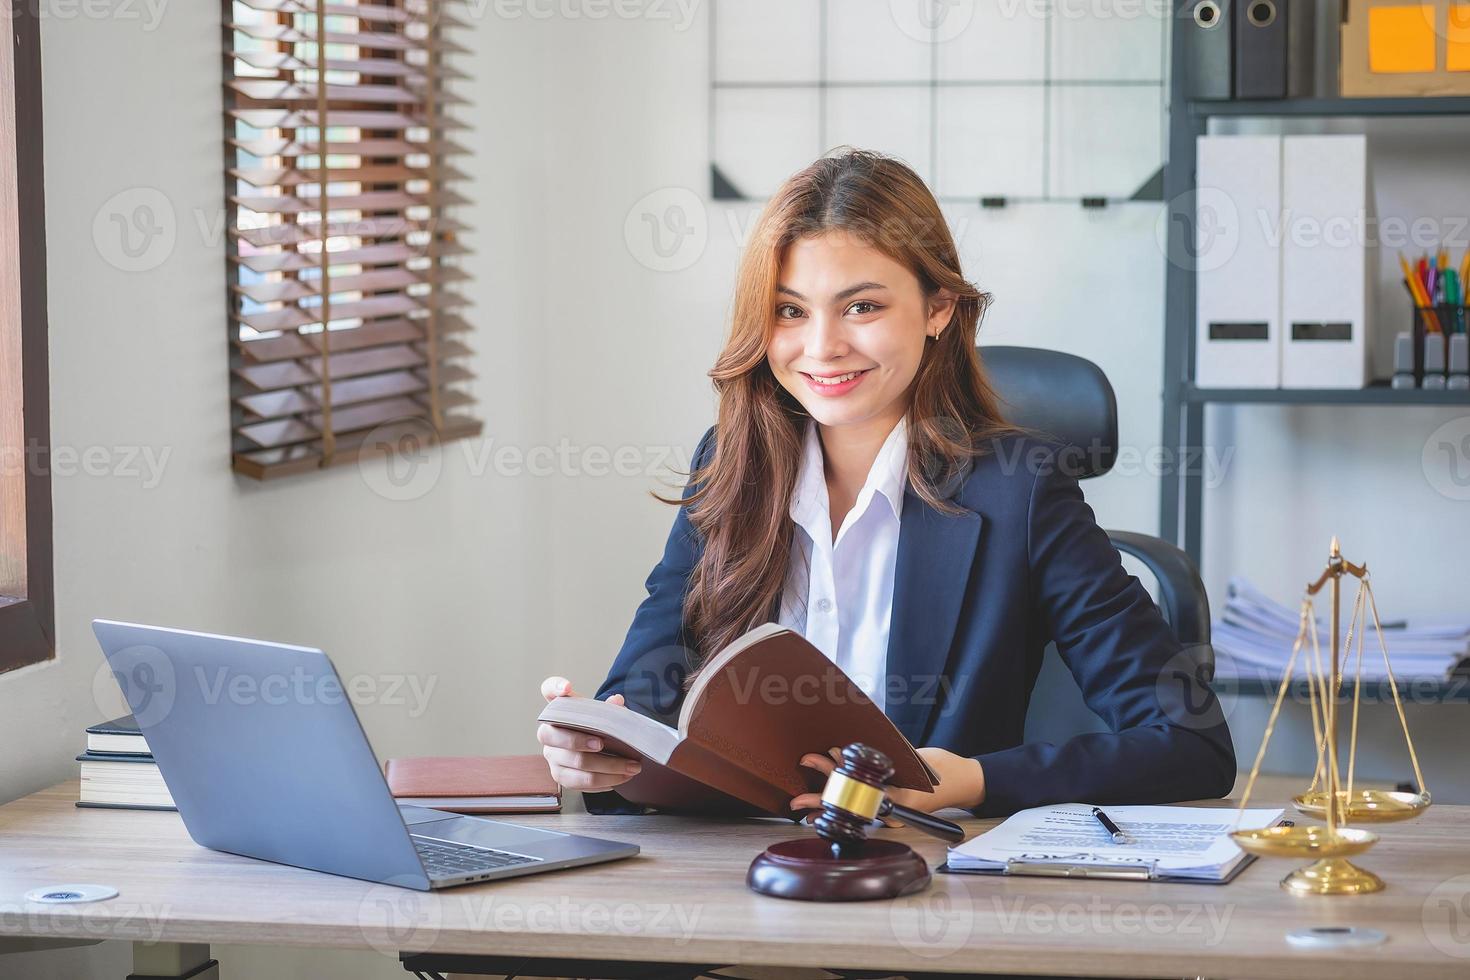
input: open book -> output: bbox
[945,804,1286,882]
[537,623,935,816]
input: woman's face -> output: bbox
[766,231,955,435]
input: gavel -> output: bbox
[747,742,966,900]
[813,743,966,856]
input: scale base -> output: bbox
[1283,858,1385,896]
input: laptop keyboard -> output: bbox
[412,836,541,879]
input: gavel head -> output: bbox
[813,743,893,857]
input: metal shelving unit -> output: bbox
[1192,95,1470,117]
[1223,673,1470,703]
[1158,36,1470,566]
[1183,383,1470,406]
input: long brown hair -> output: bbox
[670,148,1015,663]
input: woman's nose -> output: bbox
[804,313,848,361]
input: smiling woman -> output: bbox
[0,0,54,675]
[537,149,1236,819]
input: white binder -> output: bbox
[1195,135,1282,388]
[1280,135,1371,388]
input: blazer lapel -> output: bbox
[885,490,983,746]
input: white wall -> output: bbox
[8,4,1467,978]
[8,3,553,977]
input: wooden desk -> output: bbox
[3,782,1470,979]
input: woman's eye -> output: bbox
[848,301,881,316]
[776,304,804,319]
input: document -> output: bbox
[1212,577,1470,682]
[947,804,1284,882]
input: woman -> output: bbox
[538,149,1234,818]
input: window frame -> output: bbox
[1,1,54,675]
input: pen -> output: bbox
[1092,807,1133,845]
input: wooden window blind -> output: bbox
[224,0,479,479]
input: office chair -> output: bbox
[979,345,1214,741]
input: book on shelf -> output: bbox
[536,622,934,817]
[384,755,561,814]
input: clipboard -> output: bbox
[936,819,1291,885]
[936,852,1260,885]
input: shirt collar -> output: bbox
[870,416,910,520]
[789,417,909,535]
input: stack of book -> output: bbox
[77,715,176,811]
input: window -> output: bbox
[1,1,55,673]
[225,0,478,479]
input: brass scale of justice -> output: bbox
[1228,537,1432,896]
[746,537,1431,900]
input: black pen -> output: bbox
[1092,807,1133,845]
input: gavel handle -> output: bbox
[880,800,966,844]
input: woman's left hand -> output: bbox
[788,746,985,820]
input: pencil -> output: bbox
[1402,254,1443,332]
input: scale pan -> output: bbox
[1230,825,1378,858]
[1291,789,1430,823]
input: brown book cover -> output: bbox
[384,755,562,814]
[537,623,937,817]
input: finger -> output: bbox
[827,746,842,763]
[541,676,574,701]
[543,747,641,777]
[536,723,606,754]
[789,792,821,810]
[604,693,625,706]
[800,753,836,772]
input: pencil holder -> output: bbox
[1451,303,1470,338]
[1410,304,1470,385]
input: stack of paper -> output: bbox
[946,804,1285,883]
[1211,578,1470,683]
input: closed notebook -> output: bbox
[384,755,561,813]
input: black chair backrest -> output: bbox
[979,345,1119,480]
[979,345,1213,650]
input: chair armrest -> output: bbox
[1105,529,1212,655]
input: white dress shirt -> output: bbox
[777,418,908,710]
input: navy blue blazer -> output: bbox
[592,427,1235,817]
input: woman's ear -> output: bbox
[926,289,958,339]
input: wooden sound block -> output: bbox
[746,837,930,901]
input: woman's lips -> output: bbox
[800,369,871,397]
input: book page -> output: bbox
[537,697,681,765]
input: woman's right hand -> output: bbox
[537,676,643,791]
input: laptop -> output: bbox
[92,620,638,891]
